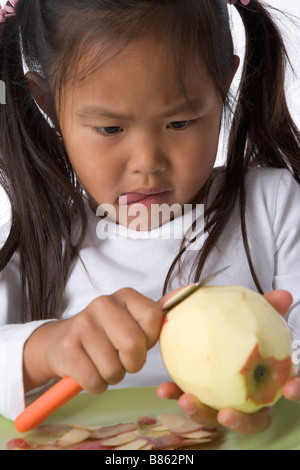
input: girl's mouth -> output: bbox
[117,189,170,208]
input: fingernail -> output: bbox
[219,415,240,429]
[226,417,240,429]
[184,403,198,416]
[156,389,169,400]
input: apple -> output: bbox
[159,285,297,413]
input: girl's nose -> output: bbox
[127,136,168,175]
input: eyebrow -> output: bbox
[77,99,206,121]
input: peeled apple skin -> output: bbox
[160,285,296,414]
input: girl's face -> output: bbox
[57,39,224,230]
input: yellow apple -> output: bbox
[159,285,296,413]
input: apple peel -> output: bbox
[37,424,72,436]
[158,413,205,434]
[115,438,151,451]
[7,413,218,450]
[240,343,293,406]
[54,428,91,448]
[98,430,140,446]
[90,422,138,439]
[6,439,32,450]
[137,416,157,426]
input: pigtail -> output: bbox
[0,7,87,322]
[231,0,300,174]
[211,1,300,293]
[228,0,300,291]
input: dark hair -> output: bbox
[0,0,299,322]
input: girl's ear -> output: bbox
[25,72,54,121]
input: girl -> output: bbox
[0,0,300,436]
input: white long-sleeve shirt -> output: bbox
[0,168,300,421]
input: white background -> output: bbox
[0,0,299,225]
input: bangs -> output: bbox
[45,0,234,111]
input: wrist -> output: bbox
[23,321,58,392]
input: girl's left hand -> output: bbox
[157,290,300,435]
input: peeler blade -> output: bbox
[163,266,230,314]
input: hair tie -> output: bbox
[0,0,18,23]
[228,0,251,5]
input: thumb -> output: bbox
[264,290,293,318]
[158,285,193,309]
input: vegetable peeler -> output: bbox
[14,266,229,433]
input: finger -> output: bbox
[178,393,218,427]
[80,326,126,386]
[217,407,273,435]
[283,376,300,402]
[157,384,219,427]
[62,344,108,395]
[156,382,184,400]
[45,321,108,395]
[95,296,148,373]
[264,290,293,318]
[114,288,164,349]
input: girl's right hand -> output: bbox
[23,288,164,393]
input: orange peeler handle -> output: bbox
[14,377,83,433]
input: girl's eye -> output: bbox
[93,126,122,136]
[167,120,192,130]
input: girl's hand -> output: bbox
[23,288,163,393]
[157,289,300,435]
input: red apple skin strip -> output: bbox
[137,416,157,426]
[146,423,168,432]
[70,440,113,450]
[7,439,32,450]
[158,414,204,434]
[91,422,137,439]
[99,430,140,446]
[115,438,151,451]
[37,424,71,436]
[70,424,104,432]
[54,428,91,448]
[139,444,155,450]
[175,429,218,439]
[180,438,215,447]
[33,445,60,450]
[153,433,184,449]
